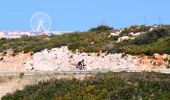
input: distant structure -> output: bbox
[0,31,73,39]
[0,12,72,39]
[101,19,107,26]
[0,31,30,39]
[158,16,162,26]
[144,16,147,25]
[30,12,52,34]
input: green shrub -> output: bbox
[89,25,113,33]
[132,28,169,45]
[120,25,151,36]
[110,35,119,41]
[2,72,170,100]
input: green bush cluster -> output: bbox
[2,72,170,100]
[109,26,170,55]
[120,25,151,36]
[89,25,113,33]
[132,28,169,45]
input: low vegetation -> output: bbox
[0,25,170,55]
[2,72,170,100]
[120,25,151,36]
[110,26,170,55]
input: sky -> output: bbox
[0,0,169,31]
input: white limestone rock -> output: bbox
[24,46,138,71]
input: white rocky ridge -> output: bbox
[24,46,138,71]
[0,46,168,72]
[109,32,119,37]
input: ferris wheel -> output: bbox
[30,12,52,32]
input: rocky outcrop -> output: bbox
[137,53,169,69]
[0,46,169,72]
[0,50,32,72]
[24,47,137,71]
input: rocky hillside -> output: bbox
[0,46,169,72]
[1,25,170,72]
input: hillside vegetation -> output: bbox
[1,25,170,55]
[2,72,170,100]
[111,26,170,55]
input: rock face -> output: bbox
[0,50,32,72]
[117,36,134,42]
[24,47,138,71]
[0,46,169,72]
[137,54,169,69]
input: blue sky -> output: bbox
[0,0,169,31]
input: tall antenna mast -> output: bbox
[158,16,162,27]
[144,16,147,26]
[102,19,107,26]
